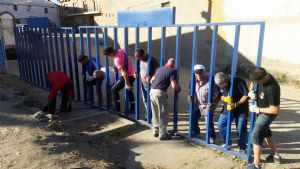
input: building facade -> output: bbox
[58,0,101,27]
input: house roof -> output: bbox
[0,0,57,8]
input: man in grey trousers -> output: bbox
[150,58,181,140]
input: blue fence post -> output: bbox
[24,27,33,82]
[13,27,23,79]
[72,28,81,101]
[19,28,28,81]
[124,27,129,116]
[65,29,74,85]
[225,24,241,148]
[206,25,218,144]
[146,27,152,123]
[173,26,181,133]
[28,28,38,85]
[135,27,140,120]
[79,28,87,101]
[59,28,67,74]
[43,28,51,89]
[103,27,110,110]
[113,27,119,83]
[86,28,94,105]
[188,26,198,138]
[39,28,47,88]
[94,28,102,108]
[160,27,166,66]
[54,28,61,71]
[34,28,44,86]
[48,28,56,71]
[246,22,265,163]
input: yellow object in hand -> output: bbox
[227,103,237,110]
[223,96,232,103]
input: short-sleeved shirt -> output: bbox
[151,65,177,92]
[47,71,73,101]
[195,75,220,115]
[257,74,280,108]
[114,49,135,76]
[100,67,117,85]
[140,54,160,86]
[219,77,249,116]
[82,57,98,76]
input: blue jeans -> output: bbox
[192,107,216,139]
[141,83,152,119]
[218,113,247,150]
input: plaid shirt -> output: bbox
[195,75,220,116]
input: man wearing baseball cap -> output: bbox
[188,64,220,143]
[214,72,249,153]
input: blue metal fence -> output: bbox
[14,21,265,163]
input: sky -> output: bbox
[50,0,59,4]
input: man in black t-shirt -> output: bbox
[246,67,282,169]
[214,72,249,153]
[150,58,181,140]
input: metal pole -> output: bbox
[135,27,140,120]
[146,27,152,123]
[103,28,110,110]
[160,27,166,66]
[72,28,81,101]
[124,27,129,116]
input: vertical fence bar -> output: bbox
[188,26,198,138]
[35,28,43,86]
[94,28,102,108]
[48,28,56,71]
[160,27,166,66]
[13,28,23,79]
[113,27,118,82]
[146,27,152,123]
[39,28,47,88]
[72,28,81,101]
[54,28,61,71]
[103,27,110,110]
[86,28,94,105]
[124,27,129,116]
[17,28,25,80]
[225,25,241,148]
[28,28,37,84]
[79,28,87,101]
[43,28,51,86]
[20,28,29,81]
[59,28,67,74]
[135,27,140,120]
[66,29,74,83]
[246,23,265,163]
[173,26,181,133]
[206,25,219,144]
[25,27,33,82]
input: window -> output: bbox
[45,8,48,13]
[83,2,88,12]
[161,2,170,7]
[13,4,18,11]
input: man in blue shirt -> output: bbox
[214,72,249,153]
[78,54,103,103]
[150,58,181,140]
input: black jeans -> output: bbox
[43,90,68,114]
[112,76,135,110]
[86,77,104,102]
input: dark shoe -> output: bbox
[244,163,261,169]
[159,134,172,141]
[153,133,159,137]
[266,154,282,164]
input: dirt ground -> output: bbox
[1,72,300,169]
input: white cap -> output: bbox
[194,64,205,71]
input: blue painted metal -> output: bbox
[53,28,61,71]
[17,28,25,80]
[173,26,181,133]
[28,28,38,84]
[113,28,119,83]
[43,28,51,79]
[94,28,102,108]
[225,25,240,148]
[25,17,48,28]
[13,28,23,79]
[206,25,219,144]
[34,28,43,86]
[65,29,74,83]
[0,27,7,73]
[24,27,33,82]
[118,7,175,27]
[146,27,152,124]
[59,29,67,74]
[86,28,94,105]
[39,28,47,87]
[246,23,265,163]
[160,27,166,66]
[124,27,129,116]
[135,27,140,120]
[72,28,81,101]
[79,28,87,101]
[188,26,198,138]
[103,28,110,110]
[48,28,56,71]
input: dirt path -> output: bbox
[0,73,299,169]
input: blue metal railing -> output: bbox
[14,21,265,163]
